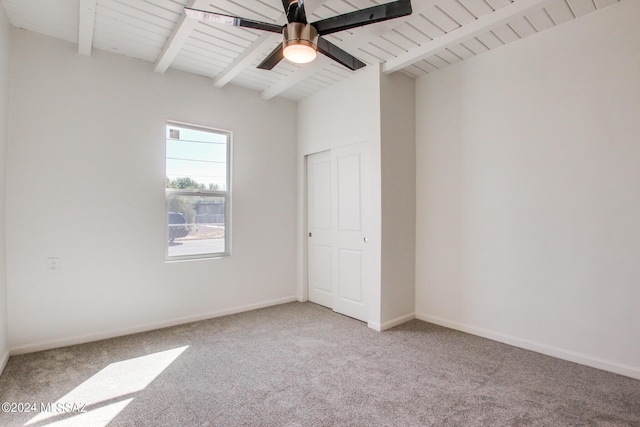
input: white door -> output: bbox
[331,143,369,321]
[307,150,333,308]
[307,142,369,322]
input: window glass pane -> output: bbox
[166,125,228,191]
[165,122,230,260]
[167,195,226,258]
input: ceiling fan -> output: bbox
[185,0,412,71]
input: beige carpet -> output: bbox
[0,302,639,426]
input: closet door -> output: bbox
[307,142,369,322]
[307,150,333,308]
[331,143,369,321]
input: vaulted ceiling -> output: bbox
[1,0,620,101]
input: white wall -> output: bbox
[296,65,383,327]
[415,1,640,379]
[380,71,415,328]
[6,29,298,353]
[0,7,10,371]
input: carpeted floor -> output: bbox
[0,302,639,426]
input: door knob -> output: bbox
[364,236,368,242]
[309,232,312,237]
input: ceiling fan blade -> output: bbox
[317,37,366,71]
[312,0,412,36]
[257,44,285,70]
[185,7,283,33]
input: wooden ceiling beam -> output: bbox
[154,0,210,74]
[261,58,327,100]
[213,33,280,88]
[78,0,97,56]
[382,0,558,74]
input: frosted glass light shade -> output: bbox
[283,44,317,64]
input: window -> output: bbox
[165,122,231,260]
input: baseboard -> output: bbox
[368,312,415,331]
[416,313,640,381]
[10,296,298,356]
[381,312,416,331]
[367,322,382,331]
[0,348,9,376]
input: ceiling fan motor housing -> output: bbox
[283,22,318,51]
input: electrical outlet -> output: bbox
[47,257,60,272]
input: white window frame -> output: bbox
[165,120,232,261]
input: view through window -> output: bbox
[166,122,230,259]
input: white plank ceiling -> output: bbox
[1,0,622,101]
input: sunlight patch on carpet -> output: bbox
[25,346,188,426]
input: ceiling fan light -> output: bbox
[283,43,317,63]
[282,23,319,64]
